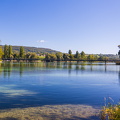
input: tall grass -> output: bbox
[100,97,120,120]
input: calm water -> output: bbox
[0,62,120,109]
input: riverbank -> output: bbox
[0,105,100,120]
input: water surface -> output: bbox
[0,62,120,109]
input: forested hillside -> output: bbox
[0,45,59,54]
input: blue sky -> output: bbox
[0,0,120,54]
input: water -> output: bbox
[0,61,120,109]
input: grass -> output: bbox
[100,97,120,120]
[101,104,120,120]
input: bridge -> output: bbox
[1,58,120,64]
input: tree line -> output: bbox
[0,45,108,61]
[0,45,44,60]
[45,50,109,62]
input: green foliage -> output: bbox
[68,50,72,55]
[45,53,57,61]
[69,54,74,60]
[0,46,3,59]
[50,54,57,61]
[99,56,109,60]
[74,51,81,59]
[19,46,25,58]
[81,51,86,60]
[4,45,9,59]
[13,52,19,59]
[63,54,70,61]
[38,55,45,60]
[45,53,51,61]
[25,52,38,59]
[87,54,98,60]
[8,45,13,58]
[56,52,63,61]
[30,53,37,59]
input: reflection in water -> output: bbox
[19,62,24,76]
[0,61,120,78]
[0,62,120,109]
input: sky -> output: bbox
[0,0,120,54]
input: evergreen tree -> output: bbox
[68,50,74,60]
[68,50,72,55]
[75,51,81,59]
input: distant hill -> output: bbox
[0,45,60,54]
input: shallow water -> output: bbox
[0,62,120,109]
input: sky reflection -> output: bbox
[0,62,120,109]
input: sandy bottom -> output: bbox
[0,105,100,120]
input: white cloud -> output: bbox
[37,40,45,43]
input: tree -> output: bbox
[68,50,72,55]
[81,51,86,60]
[8,45,13,58]
[50,54,57,61]
[74,51,81,59]
[63,54,69,61]
[13,52,19,59]
[26,52,31,59]
[118,50,120,58]
[30,52,38,59]
[19,46,25,58]
[68,50,74,60]
[87,54,95,60]
[0,46,3,59]
[4,45,9,59]
[45,53,51,61]
[56,52,63,61]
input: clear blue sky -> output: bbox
[0,0,120,54]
